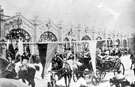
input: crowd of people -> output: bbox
[6,37,31,64]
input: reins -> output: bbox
[0,62,14,73]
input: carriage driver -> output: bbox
[65,48,73,60]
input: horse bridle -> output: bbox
[51,56,67,72]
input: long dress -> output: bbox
[16,39,23,56]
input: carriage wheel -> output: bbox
[91,75,100,86]
[100,71,106,80]
[73,73,79,82]
[114,63,125,75]
[96,69,102,81]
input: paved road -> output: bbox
[22,55,135,87]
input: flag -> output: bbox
[89,41,97,74]
[37,43,58,79]
[96,40,105,49]
[88,40,105,74]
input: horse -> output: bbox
[0,78,29,87]
[15,54,40,87]
[67,51,92,82]
[51,53,72,87]
[0,57,17,78]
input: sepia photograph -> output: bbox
[0,0,135,87]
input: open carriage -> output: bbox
[41,40,126,87]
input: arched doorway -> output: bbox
[5,28,31,57]
[107,38,113,47]
[39,31,57,42]
[81,35,91,40]
[123,39,127,48]
[81,35,91,51]
[6,28,31,42]
[64,37,70,50]
[116,39,120,46]
[96,36,102,40]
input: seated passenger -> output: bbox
[96,49,105,66]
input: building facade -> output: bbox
[0,6,130,55]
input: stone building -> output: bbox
[0,6,130,55]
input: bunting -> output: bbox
[89,41,97,74]
[37,43,58,79]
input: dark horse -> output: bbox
[15,54,40,87]
[130,52,135,70]
[51,54,72,87]
[0,57,17,78]
[72,51,93,82]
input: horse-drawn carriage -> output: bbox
[0,39,126,87]
[48,47,125,87]
[72,51,125,86]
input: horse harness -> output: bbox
[0,63,15,73]
[51,56,71,78]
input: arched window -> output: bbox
[123,39,127,48]
[64,37,70,50]
[81,35,91,51]
[6,28,31,42]
[81,35,91,40]
[116,39,120,46]
[39,31,57,42]
[107,38,113,47]
[96,36,102,40]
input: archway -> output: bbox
[116,39,120,46]
[64,37,70,50]
[96,36,102,40]
[123,39,127,48]
[81,35,91,51]
[6,28,31,42]
[39,31,57,42]
[81,35,91,40]
[5,28,31,58]
[107,38,113,47]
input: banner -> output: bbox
[37,43,58,79]
[89,41,97,74]
[96,40,105,48]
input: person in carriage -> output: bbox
[130,51,135,69]
[111,44,122,58]
[96,48,106,63]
